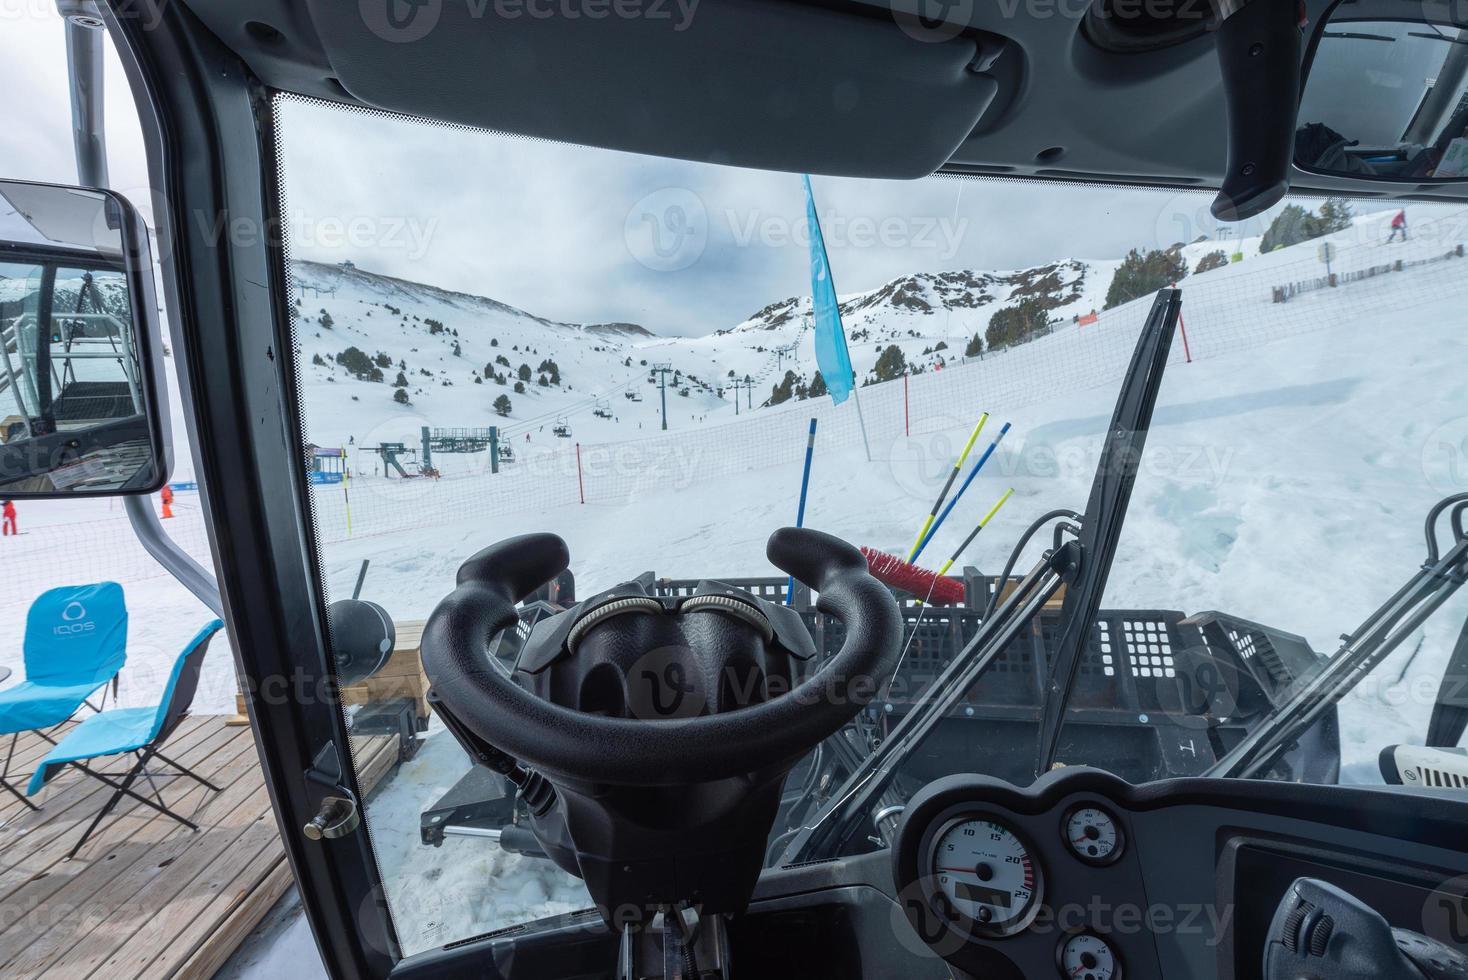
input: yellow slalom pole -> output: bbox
[907,413,988,561]
[934,488,1015,578]
[343,450,354,538]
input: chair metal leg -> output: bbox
[137,751,168,808]
[68,759,144,860]
[65,756,201,860]
[0,734,40,812]
[150,749,223,793]
[0,775,40,812]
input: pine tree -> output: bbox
[985,296,1054,348]
[768,370,798,406]
[1318,197,1353,234]
[871,345,907,383]
[493,394,512,416]
[336,346,375,379]
[1104,247,1188,309]
[1260,204,1329,253]
[393,389,409,405]
[964,334,982,357]
[1194,250,1228,275]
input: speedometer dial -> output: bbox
[929,816,1043,937]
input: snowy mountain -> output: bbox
[288,203,1440,456]
[288,253,1120,449]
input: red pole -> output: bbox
[1172,283,1193,363]
[575,443,585,504]
[903,372,910,437]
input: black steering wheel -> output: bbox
[420,526,901,785]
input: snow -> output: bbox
[365,719,588,953]
[214,888,324,980]
[8,200,1468,958]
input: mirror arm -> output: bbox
[1210,0,1302,220]
[60,2,225,617]
[124,495,224,616]
[60,2,108,187]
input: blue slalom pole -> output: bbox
[913,422,1011,561]
[787,418,818,605]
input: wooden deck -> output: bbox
[0,716,398,980]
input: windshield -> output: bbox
[273,94,1468,952]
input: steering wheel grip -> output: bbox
[420,527,902,785]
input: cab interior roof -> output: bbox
[174,0,1468,204]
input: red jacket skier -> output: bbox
[2,500,15,537]
[1388,209,1408,243]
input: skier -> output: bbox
[525,432,530,442]
[1,499,15,537]
[1387,209,1408,243]
[160,484,175,519]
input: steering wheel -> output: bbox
[420,526,901,785]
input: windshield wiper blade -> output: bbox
[1211,495,1468,780]
[1408,31,1468,47]
[1322,31,1398,42]
[775,543,1078,866]
[1034,288,1183,775]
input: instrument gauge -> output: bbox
[927,815,1043,938]
[1057,932,1121,980]
[1064,804,1124,866]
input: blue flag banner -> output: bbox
[803,175,854,406]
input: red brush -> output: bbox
[860,547,965,605]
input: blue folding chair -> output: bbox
[28,620,224,858]
[0,583,128,811]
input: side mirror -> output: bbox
[1295,1,1468,183]
[0,179,170,496]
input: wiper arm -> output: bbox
[1035,288,1183,774]
[1211,493,1468,779]
[776,542,1079,866]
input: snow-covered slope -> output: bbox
[290,204,1455,459]
[288,254,1120,450]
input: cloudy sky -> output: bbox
[273,97,1252,336]
[0,4,1403,337]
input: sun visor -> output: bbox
[302,0,998,178]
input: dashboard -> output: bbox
[389,766,1468,979]
[890,768,1468,980]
